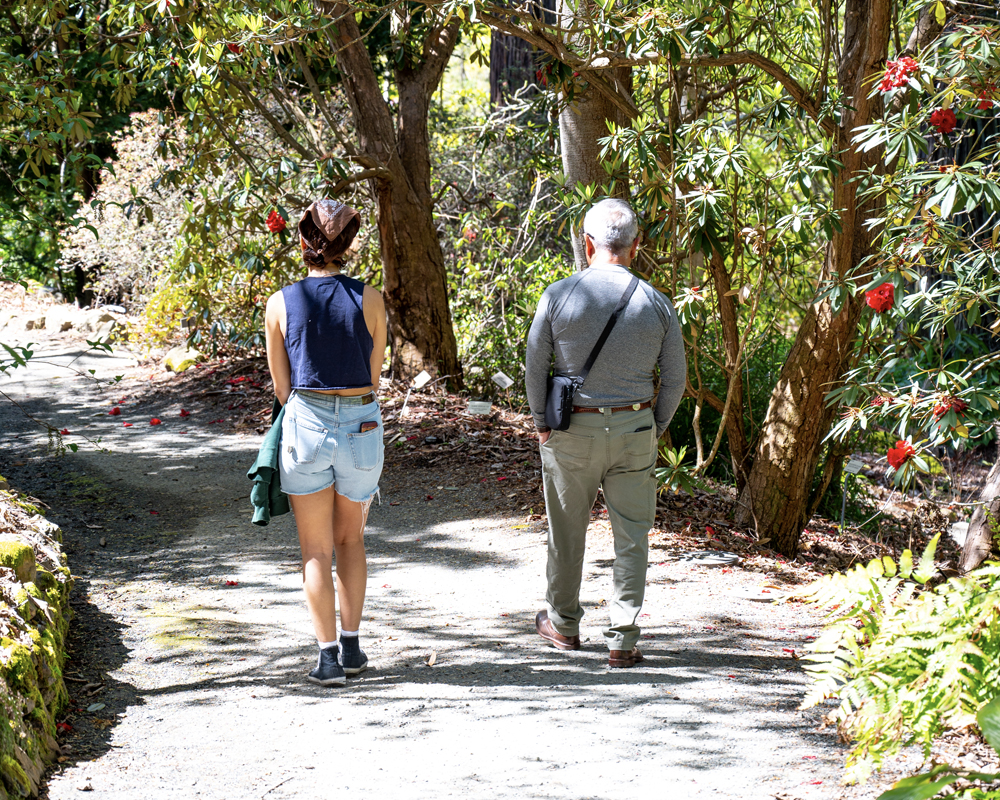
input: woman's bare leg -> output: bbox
[332,491,369,632]
[290,487,338,643]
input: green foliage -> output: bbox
[655,444,708,495]
[825,23,1000,481]
[800,534,1000,784]
[874,698,1000,800]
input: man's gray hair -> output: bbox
[583,199,639,256]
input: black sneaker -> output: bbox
[308,646,346,686]
[339,636,368,676]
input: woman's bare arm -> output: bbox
[265,291,292,405]
[363,285,387,390]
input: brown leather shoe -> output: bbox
[608,647,644,668]
[535,610,581,651]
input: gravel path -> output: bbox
[1,332,852,799]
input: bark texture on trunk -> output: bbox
[328,5,463,384]
[734,0,891,556]
[558,70,632,269]
[960,437,1000,573]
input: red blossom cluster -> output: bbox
[227,43,243,55]
[930,107,957,134]
[865,282,895,313]
[878,57,919,92]
[887,439,915,469]
[869,395,890,407]
[932,395,968,420]
[266,210,286,233]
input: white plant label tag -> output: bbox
[491,371,514,389]
[412,370,432,389]
[467,400,492,415]
[844,459,865,475]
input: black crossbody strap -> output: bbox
[579,275,640,381]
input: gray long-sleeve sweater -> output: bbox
[525,263,687,436]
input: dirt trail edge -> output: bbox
[1,334,849,800]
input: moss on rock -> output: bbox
[0,495,72,799]
[0,541,35,585]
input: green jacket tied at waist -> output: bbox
[247,399,290,526]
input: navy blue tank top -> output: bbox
[282,275,374,390]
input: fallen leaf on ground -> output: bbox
[109,407,121,416]
[180,409,191,417]
[59,428,70,435]
[150,418,162,425]
[225,580,238,586]
[123,422,133,427]
[426,651,437,667]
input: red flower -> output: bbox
[930,107,957,133]
[878,57,919,92]
[266,210,286,233]
[978,95,994,110]
[179,409,191,417]
[109,406,121,416]
[59,428,70,435]
[887,440,916,469]
[227,43,243,55]
[933,395,968,420]
[869,395,888,407]
[225,580,239,586]
[123,422,133,428]
[150,418,162,425]
[462,228,477,241]
[865,282,895,312]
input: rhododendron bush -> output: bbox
[825,23,1000,489]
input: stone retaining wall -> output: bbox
[0,482,72,799]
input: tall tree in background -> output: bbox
[326,2,464,382]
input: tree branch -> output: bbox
[217,68,318,161]
[682,51,836,137]
[327,166,392,195]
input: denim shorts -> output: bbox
[279,390,384,502]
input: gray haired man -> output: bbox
[526,198,686,668]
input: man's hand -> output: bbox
[538,430,551,445]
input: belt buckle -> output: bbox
[632,403,640,410]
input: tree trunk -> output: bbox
[557,0,632,270]
[960,435,1000,573]
[558,70,632,269]
[489,0,555,107]
[734,0,891,556]
[327,5,463,385]
[708,248,749,490]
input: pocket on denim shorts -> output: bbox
[282,415,328,466]
[348,424,383,471]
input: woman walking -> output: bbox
[264,199,386,686]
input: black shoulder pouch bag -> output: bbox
[544,275,639,431]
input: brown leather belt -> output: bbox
[572,401,652,414]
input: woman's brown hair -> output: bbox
[300,212,360,269]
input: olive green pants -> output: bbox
[540,407,657,652]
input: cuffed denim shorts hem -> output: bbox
[279,391,384,501]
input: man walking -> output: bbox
[526,198,686,668]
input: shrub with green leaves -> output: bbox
[800,533,1000,784]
